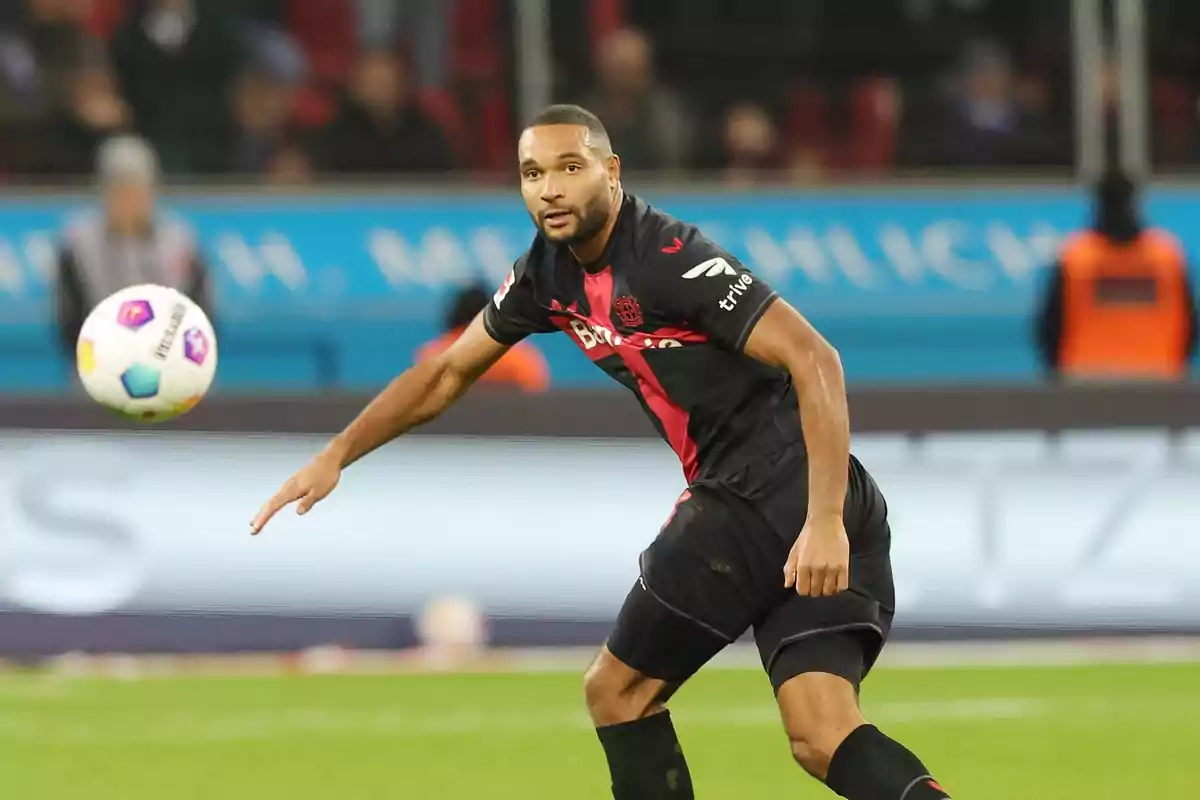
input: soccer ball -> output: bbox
[76,284,217,423]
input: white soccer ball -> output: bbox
[76,283,217,423]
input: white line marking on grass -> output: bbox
[0,697,1046,746]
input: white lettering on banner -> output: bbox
[471,227,521,286]
[825,226,879,288]
[0,239,24,293]
[0,444,143,615]
[23,232,57,283]
[922,221,990,289]
[743,226,797,283]
[879,224,925,284]
[783,228,834,284]
[1,432,1199,623]
[369,228,476,288]
[215,233,309,291]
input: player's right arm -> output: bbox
[251,258,553,534]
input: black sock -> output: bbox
[596,710,694,799]
[825,724,950,800]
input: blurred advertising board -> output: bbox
[1,429,1198,654]
[0,184,1115,392]
[5,185,1200,392]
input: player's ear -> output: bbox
[605,153,621,187]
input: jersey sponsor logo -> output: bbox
[661,236,683,254]
[568,318,681,351]
[718,274,754,311]
[681,256,736,279]
[613,295,644,328]
[492,268,517,308]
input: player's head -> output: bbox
[97,135,158,233]
[518,104,621,247]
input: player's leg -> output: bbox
[757,555,952,798]
[587,488,759,799]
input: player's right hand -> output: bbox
[250,453,342,535]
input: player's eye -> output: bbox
[565,164,582,174]
[523,169,542,180]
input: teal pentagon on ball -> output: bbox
[120,363,161,399]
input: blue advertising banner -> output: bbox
[0,185,1191,392]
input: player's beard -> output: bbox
[538,191,611,246]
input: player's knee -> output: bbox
[583,650,665,727]
[777,672,865,780]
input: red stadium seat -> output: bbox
[287,0,356,84]
[844,76,899,173]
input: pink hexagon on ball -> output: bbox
[183,326,210,365]
[117,299,154,330]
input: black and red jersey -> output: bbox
[483,194,804,486]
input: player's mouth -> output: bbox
[542,209,574,230]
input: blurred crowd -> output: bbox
[2,0,1200,184]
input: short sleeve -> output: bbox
[652,237,779,351]
[482,258,556,345]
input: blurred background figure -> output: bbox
[110,0,243,175]
[583,26,689,174]
[1037,171,1196,382]
[53,134,212,356]
[17,44,129,178]
[314,46,455,176]
[416,285,550,394]
[916,40,1066,168]
[720,103,782,188]
[355,0,454,92]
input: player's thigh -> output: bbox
[754,539,896,694]
[606,488,773,687]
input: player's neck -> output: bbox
[569,190,625,267]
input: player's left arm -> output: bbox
[658,239,850,597]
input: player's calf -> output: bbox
[777,672,951,799]
[585,647,695,799]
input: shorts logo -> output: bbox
[492,269,516,307]
[681,257,736,280]
[718,274,754,311]
[613,295,644,328]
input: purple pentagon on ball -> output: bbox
[117,299,155,330]
[183,326,210,365]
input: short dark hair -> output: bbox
[526,104,609,142]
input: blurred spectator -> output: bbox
[265,140,314,185]
[229,67,297,174]
[17,49,130,178]
[719,104,781,187]
[356,0,454,90]
[914,41,1065,168]
[53,135,213,356]
[110,0,245,175]
[314,47,455,176]
[1036,171,1196,381]
[583,27,690,173]
[0,0,92,123]
[416,285,550,393]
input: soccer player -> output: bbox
[252,104,950,800]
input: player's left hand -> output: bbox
[784,515,850,597]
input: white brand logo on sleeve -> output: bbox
[718,274,754,311]
[492,269,516,307]
[681,257,737,279]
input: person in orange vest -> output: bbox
[417,285,551,392]
[1036,171,1197,381]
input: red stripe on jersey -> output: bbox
[576,268,701,482]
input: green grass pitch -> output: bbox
[2,660,1195,798]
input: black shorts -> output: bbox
[606,454,896,693]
